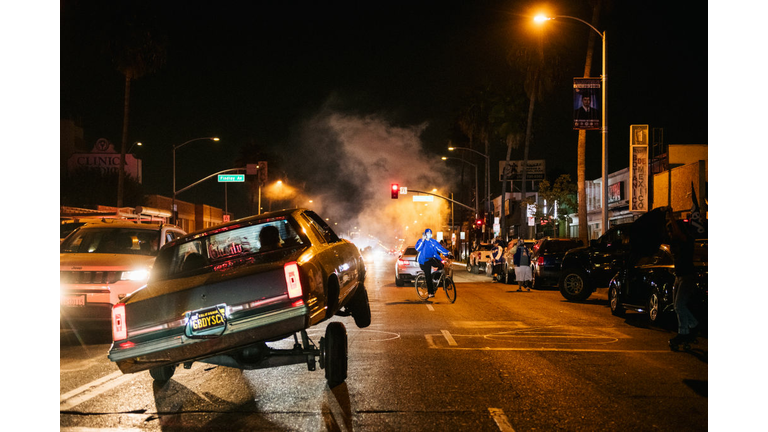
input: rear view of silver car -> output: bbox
[395,247,420,286]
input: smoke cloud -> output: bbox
[291,104,457,252]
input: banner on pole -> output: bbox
[573,78,601,130]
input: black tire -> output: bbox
[395,274,404,287]
[348,284,371,328]
[415,274,429,300]
[559,268,592,301]
[149,364,176,382]
[324,322,347,388]
[444,277,457,303]
[609,284,625,317]
[505,265,515,284]
[648,287,663,324]
[531,269,541,289]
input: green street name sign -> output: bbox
[218,174,245,182]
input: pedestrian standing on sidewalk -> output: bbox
[513,239,532,291]
[490,239,505,283]
[665,209,699,347]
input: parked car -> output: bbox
[107,209,371,387]
[530,238,584,289]
[468,243,494,274]
[558,223,633,301]
[608,240,708,325]
[395,246,420,286]
[60,221,187,330]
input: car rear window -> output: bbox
[151,216,307,281]
[541,240,582,253]
[60,227,161,256]
[403,247,418,256]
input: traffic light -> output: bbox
[391,184,399,199]
[476,219,483,226]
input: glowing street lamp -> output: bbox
[535,13,609,234]
[172,137,220,225]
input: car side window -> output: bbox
[304,211,340,244]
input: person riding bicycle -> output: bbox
[415,228,451,298]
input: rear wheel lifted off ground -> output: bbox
[559,268,592,301]
[323,322,347,388]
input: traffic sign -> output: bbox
[218,174,245,182]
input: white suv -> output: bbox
[60,221,186,330]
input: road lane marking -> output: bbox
[441,330,458,346]
[60,370,122,403]
[60,371,136,411]
[426,304,435,311]
[489,408,516,431]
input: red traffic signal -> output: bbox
[391,184,399,199]
[476,219,483,226]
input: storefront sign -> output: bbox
[499,160,545,181]
[629,125,650,212]
[67,138,142,182]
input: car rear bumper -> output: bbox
[60,303,112,329]
[108,304,309,374]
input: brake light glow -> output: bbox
[284,262,303,299]
[537,257,544,265]
[112,303,127,341]
[398,259,408,265]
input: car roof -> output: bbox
[178,208,303,239]
[77,220,180,231]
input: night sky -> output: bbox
[57,0,710,222]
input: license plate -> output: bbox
[185,304,227,339]
[61,295,85,307]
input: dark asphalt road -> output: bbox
[60,256,708,431]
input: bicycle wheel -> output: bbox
[443,277,457,303]
[415,274,429,300]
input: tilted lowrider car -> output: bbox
[608,240,708,326]
[107,209,371,387]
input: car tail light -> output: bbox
[112,303,127,341]
[537,256,544,266]
[398,259,408,266]
[284,262,303,299]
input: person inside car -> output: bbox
[259,225,282,252]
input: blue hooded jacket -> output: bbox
[415,229,450,265]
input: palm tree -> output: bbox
[488,87,527,241]
[506,32,561,239]
[575,1,603,244]
[456,86,493,242]
[110,8,167,208]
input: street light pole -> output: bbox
[172,136,220,226]
[535,14,608,235]
[448,146,490,241]
[441,156,479,219]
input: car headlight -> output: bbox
[121,269,150,282]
